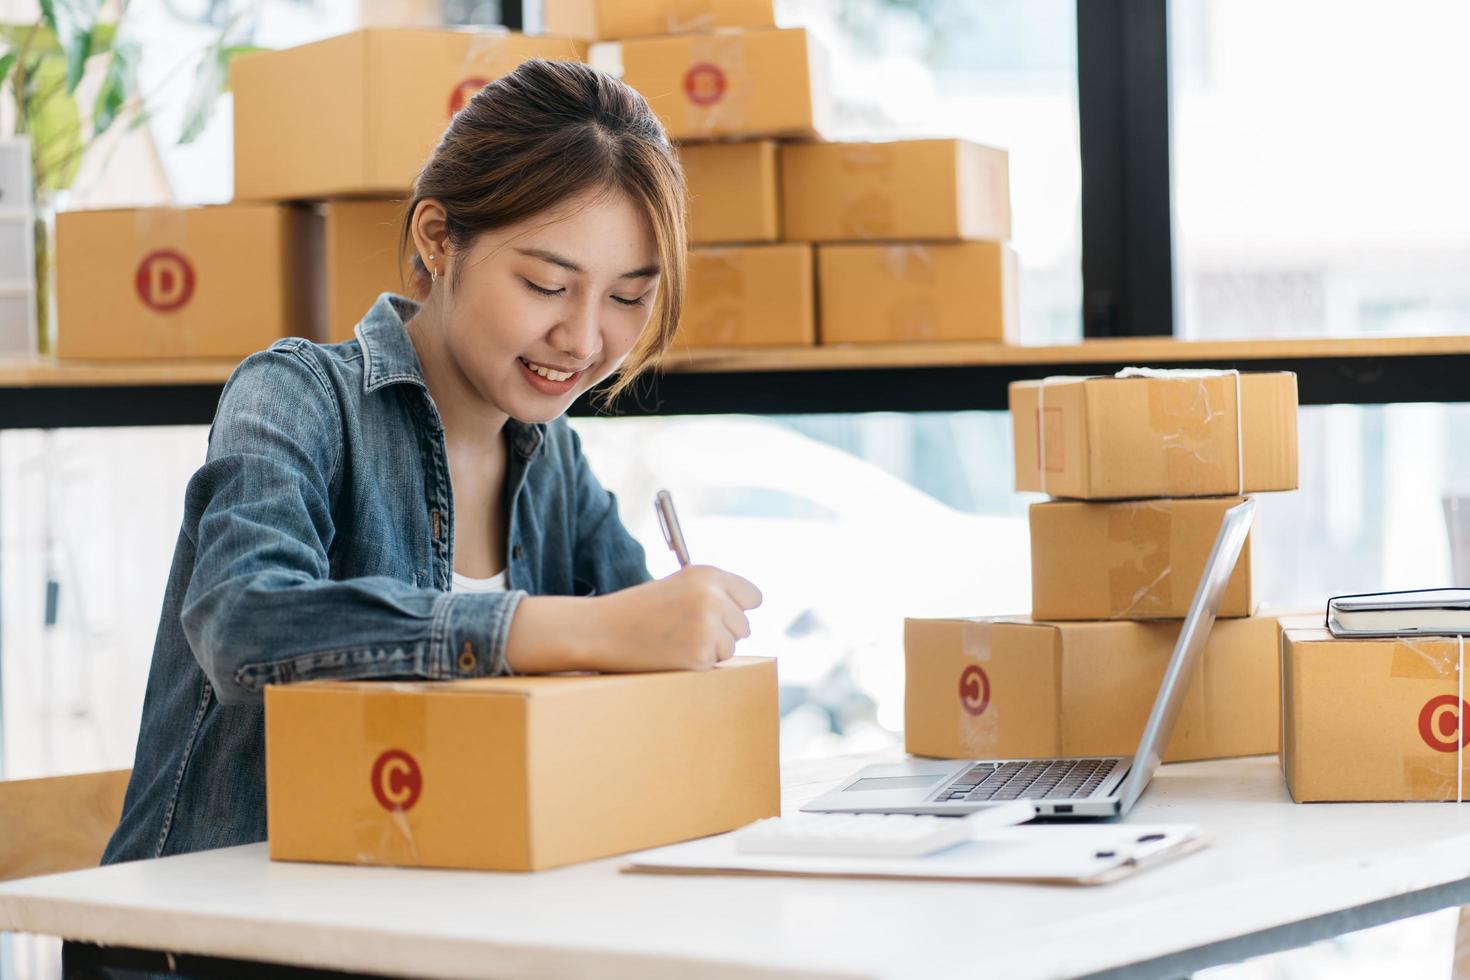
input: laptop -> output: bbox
[802,497,1256,820]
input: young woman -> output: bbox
[100,59,762,865]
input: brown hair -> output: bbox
[400,59,686,402]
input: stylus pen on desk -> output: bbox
[655,489,691,568]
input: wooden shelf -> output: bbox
[2,333,1469,427]
[5,333,1468,387]
[0,358,239,388]
[663,334,1470,374]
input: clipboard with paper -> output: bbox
[623,823,1205,886]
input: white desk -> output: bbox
[4,753,1470,979]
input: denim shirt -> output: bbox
[101,293,652,864]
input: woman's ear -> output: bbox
[411,199,451,271]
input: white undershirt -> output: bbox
[451,569,508,593]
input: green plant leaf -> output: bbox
[38,0,58,34]
[0,24,62,55]
[64,24,92,91]
[0,51,16,88]
[177,37,264,144]
[177,42,224,145]
[92,37,137,136]
[90,21,115,55]
[29,56,83,190]
[54,0,104,90]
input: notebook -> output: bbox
[623,823,1205,886]
[1326,589,1470,637]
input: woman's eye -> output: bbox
[611,295,646,308]
[522,278,565,298]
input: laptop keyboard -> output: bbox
[937,759,1119,802]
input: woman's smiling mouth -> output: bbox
[518,357,583,393]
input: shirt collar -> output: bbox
[354,292,546,460]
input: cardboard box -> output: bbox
[318,199,409,343]
[816,242,1017,344]
[233,29,587,200]
[780,139,1010,242]
[678,244,813,348]
[595,28,827,141]
[55,205,313,360]
[681,140,780,244]
[266,658,779,871]
[1030,496,1257,621]
[1282,624,1470,802]
[904,615,1279,763]
[546,0,774,40]
[1010,371,1299,499]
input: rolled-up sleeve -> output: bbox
[180,348,522,705]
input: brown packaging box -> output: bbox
[545,0,774,40]
[904,615,1279,763]
[316,199,408,343]
[266,658,779,871]
[780,139,1010,242]
[681,140,780,244]
[1282,623,1470,802]
[678,244,814,348]
[233,29,587,200]
[1030,496,1257,621]
[595,28,827,141]
[55,204,314,360]
[817,242,1017,344]
[1010,371,1299,499]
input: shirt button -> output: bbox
[457,642,477,674]
[512,543,524,560]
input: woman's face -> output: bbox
[432,187,660,424]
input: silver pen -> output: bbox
[655,489,691,568]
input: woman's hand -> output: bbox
[505,565,763,675]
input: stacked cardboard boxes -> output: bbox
[572,3,1015,351]
[784,139,1017,346]
[55,28,587,357]
[906,369,1300,763]
[556,0,823,350]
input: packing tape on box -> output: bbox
[355,685,427,865]
[838,145,898,238]
[1107,500,1173,619]
[663,0,722,33]
[1118,367,1245,497]
[1033,374,1086,496]
[1035,368,1245,496]
[448,30,512,120]
[883,245,939,341]
[682,32,751,137]
[1390,634,1466,801]
[956,622,1000,758]
[131,209,194,357]
[688,249,745,346]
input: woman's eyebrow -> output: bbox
[517,247,659,280]
[517,247,583,273]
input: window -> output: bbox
[1170,0,1470,338]
[780,0,1082,342]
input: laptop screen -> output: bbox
[1115,498,1257,812]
